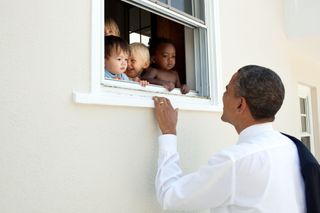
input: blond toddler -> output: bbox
[126,43,150,87]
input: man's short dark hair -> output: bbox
[234,65,285,121]
[105,35,129,58]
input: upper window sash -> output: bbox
[120,0,206,28]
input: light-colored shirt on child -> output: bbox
[104,69,129,81]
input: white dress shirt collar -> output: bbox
[238,122,274,144]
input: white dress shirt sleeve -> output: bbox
[156,135,235,211]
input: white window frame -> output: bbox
[298,84,315,154]
[73,0,222,111]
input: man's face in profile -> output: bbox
[221,73,240,124]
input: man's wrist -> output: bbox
[162,129,176,135]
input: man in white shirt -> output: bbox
[153,65,306,212]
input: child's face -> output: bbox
[152,43,176,71]
[126,52,148,78]
[105,50,128,75]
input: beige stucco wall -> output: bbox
[288,39,320,160]
[0,0,319,213]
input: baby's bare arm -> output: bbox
[141,67,162,84]
[141,67,157,79]
[141,68,175,91]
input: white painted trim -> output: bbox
[91,0,104,93]
[101,79,201,96]
[207,0,223,108]
[73,90,222,111]
[73,0,223,112]
[298,84,315,154]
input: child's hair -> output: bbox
[130,43,150,67]
[105,35,129,58]
[148,37,175,56]
[105,17,120,36]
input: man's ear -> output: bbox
[237,97,247,113]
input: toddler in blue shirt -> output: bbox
[105,36,129,81]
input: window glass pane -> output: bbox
[140,9,151,29]
[300,98,306,114]
[301,136,311,150]
[153,0,204,21]
[301,116,307,132]
[194,0,205,21]
[129,7,140,33]
[184,27,195,89]
[129,7,151,45]
[171,0,192,15]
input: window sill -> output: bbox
[73,85,222,112]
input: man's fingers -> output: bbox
[153,96,162,108]
[160,98,168,106]
[153,96,169,107]
[153,96,159,102]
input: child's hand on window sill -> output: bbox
[180,84,190,94]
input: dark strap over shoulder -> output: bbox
[282,133,320,213]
